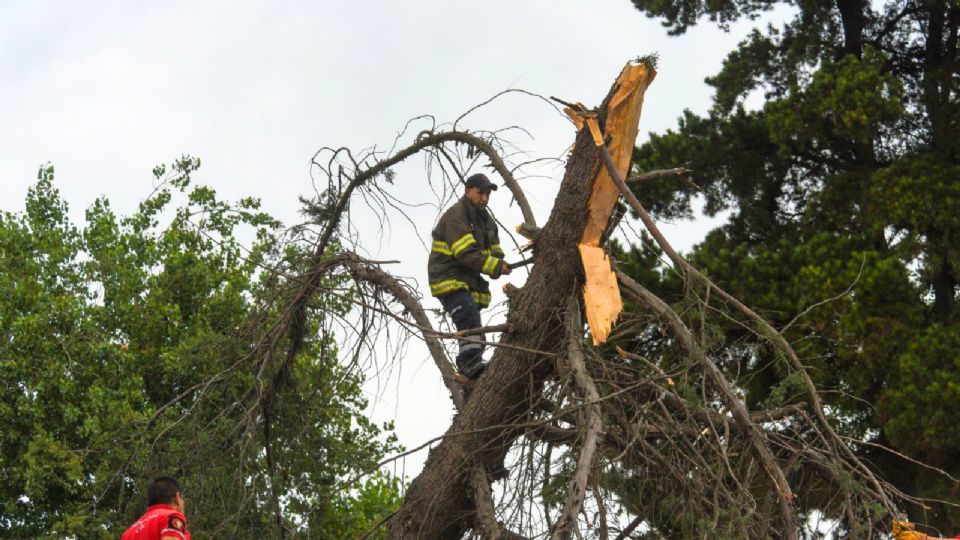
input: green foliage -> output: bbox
[883,325,960,460]
[630,0,780,35]
[0,163,400,538]
[767,49,904,159]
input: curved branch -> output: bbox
[338,252,466,410]
[314,130,537,266]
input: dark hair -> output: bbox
[147,476,182,506]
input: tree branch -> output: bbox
[550,296,604,540]
[338,252,466,410]
[471,464,530,540]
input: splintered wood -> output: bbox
[579,245,622,345]
[576,62,656,345]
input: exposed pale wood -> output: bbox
[578,245,622,345]
[580,64,656,246]
[563,107,585,130]
[573,63,656,345]
[585,116,604,147]
[516,223,542,241]
[386,61,635,540]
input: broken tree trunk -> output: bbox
[386,61,655,539]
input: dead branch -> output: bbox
[337,252,466,410]
[550,296,604,540]
[616,269,798,538]
[625,167,690,183]
[599,142,898,516]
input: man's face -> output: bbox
[465,186,491,208]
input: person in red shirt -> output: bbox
[121,477,191,540]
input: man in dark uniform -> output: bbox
[121,477,191,540]
[428,173,511,379]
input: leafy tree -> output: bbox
[0,161,401,538]
[626,0,960,529]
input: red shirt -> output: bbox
[121,504,191,540]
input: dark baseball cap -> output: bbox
[464,173,498,191]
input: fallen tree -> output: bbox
[258,60,939,538]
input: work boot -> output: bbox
[457,357,487,380]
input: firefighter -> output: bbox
[428,173,511,379]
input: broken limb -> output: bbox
[625,167,690,183]
[615,270,799,539]
[597,142,899,517]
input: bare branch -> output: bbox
[550,296,604,540]
[472,465,531,540]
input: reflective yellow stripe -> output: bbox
[481,248,491,256]
[451,233,476,256]
[482,256,499,276]
[472,291,491,307]
[491,244,504,257]
[430,279,470,296]
[431,240,452,255]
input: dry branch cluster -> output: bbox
[253,64,922,539]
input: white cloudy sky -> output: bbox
[0,1,786,478]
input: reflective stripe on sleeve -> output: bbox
[431,240,453,255]
[481,256,500,276]
[451,233,477,256]
[491,244,505,257]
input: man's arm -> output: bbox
[489,225,510,275]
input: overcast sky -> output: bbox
[0,1,787,479]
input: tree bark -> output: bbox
[385,69,630,540]
[835,0,866,59]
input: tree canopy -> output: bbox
[0,162,400,538]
